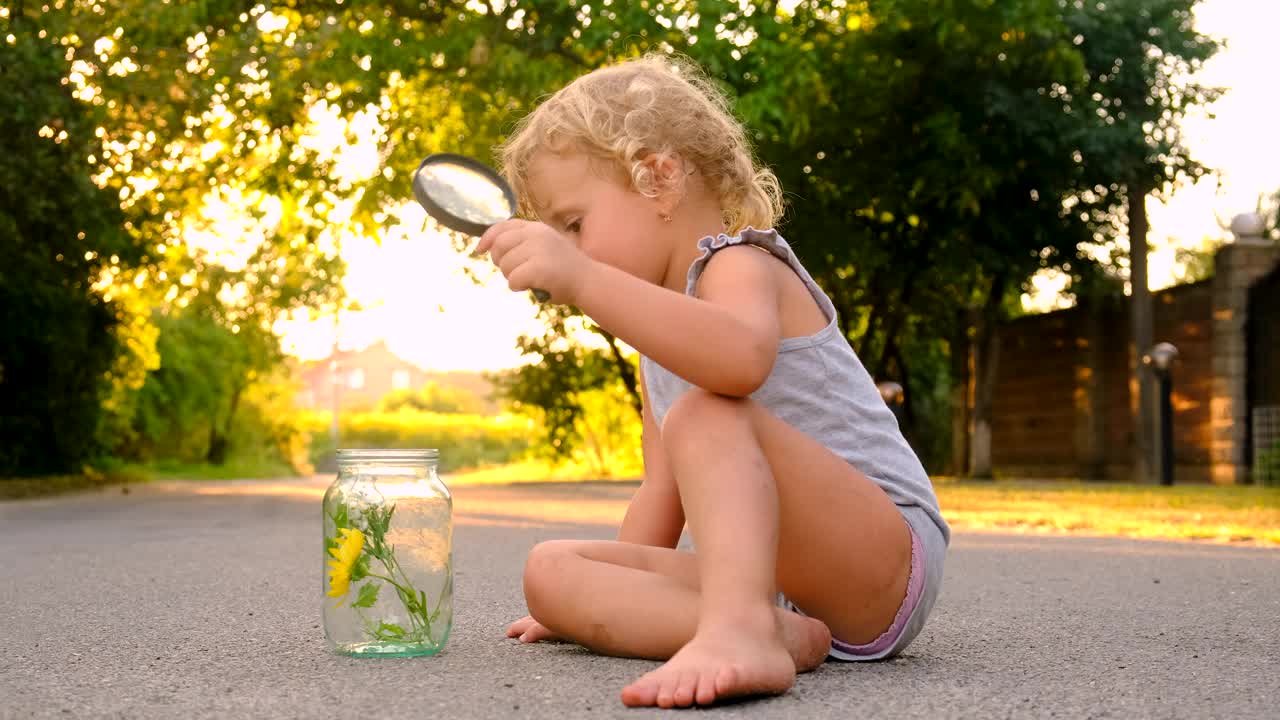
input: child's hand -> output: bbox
[475,219,593,304]
[505,614,561,643]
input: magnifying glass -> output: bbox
[412,153,550,302]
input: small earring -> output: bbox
[660,213,672,223]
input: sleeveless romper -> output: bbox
[639,227,949,660]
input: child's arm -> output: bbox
[575,246,780,398]
[617,375,684,548]
[476,220,779,395]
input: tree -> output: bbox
[761,0,1219,476]
[1260,190,1280,243]
[0,21,149,475]
[1062,0,1220,482]
[487,303,640,460]
[8,1,354,468]
[20,0,1220,478]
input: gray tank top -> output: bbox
[640,228,950,544]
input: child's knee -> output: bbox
[522,540,578,619]
[661,389,751,457]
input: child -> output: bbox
[474,54,949,709]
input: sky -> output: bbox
[271,0,1279,372]
[1146,0,1280,258]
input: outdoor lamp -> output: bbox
[1229,211,1266,241]
[877,381,904,406]
[1143,342,1179,486]
[1145,342,1179,374]
[877,381,905,428]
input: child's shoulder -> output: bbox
[698,240,778,285]
[686,228,793,297]
[696,227,786,251]
[696,228,786,265]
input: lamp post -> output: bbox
[1143,343,1179,486]
[330,304,342,453]
[329,356,341,450]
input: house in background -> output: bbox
[293,340,502,413]
[294,340,431,411]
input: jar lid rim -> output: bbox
[335,448,439,461]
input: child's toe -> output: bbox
[672,669,699,707]
[656,673,680,708]
[621,672,660,707]
[695,668,719,705]
[714,664,741,697]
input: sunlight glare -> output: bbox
[1025,0,1279,312]
[1146,0,1279,282]
[273,200,552,372]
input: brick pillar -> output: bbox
[1209,214,1280,484]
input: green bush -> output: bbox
[226,369,316,475]
[114,309,313,476]
[1257,441,1280,487]
[304,410,536,473]
[565,386,643,478]
[379,382,485,414]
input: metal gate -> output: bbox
[1247,266,1280,484]
[1254,407,1280,484]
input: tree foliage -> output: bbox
[487,304,640,460]
[4,0,1221,474]
[0,22,146,475]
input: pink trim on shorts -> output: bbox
[829,522,925,657]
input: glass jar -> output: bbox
[321,449,453,657]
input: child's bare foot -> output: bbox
[505,615,560,643]
[780,610,832,673]
[620,610,828,708]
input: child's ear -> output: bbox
[645,152,688,215]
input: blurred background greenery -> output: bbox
[7,0,1272,497]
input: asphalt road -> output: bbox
[2,477,1277,719]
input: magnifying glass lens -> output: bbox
[412,154,548,302]
[416,162,513,226]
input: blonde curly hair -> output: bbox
[497,54,783,234]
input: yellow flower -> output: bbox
[326,527,365,605]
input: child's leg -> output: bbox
[520,539,832,665]
[616,388,912,707]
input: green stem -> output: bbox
[369,560,435,643]
[387,551,435,642]
[430,568,451,621]
[357,503,438,645]
[366,571,414,599]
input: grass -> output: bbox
[0,457,297,500]
[447,469,1280,547]
[301,410,534,474]
[0,456,627,500]
[446,459,643,486]
[442,471,1280,547]
[934,478,1280,546]
[6,459,1277,549]
[133,457,300,481]
[0,467,149,500]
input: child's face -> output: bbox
[526,150,673,285]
